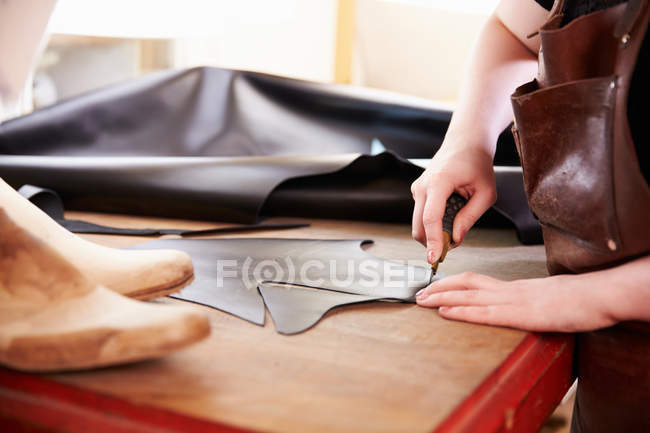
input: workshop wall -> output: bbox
[354,0,492,102]
[26,0,497,113]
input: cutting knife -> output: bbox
[429,193,468,281]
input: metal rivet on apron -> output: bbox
[621,33,631,45]
[607,239,617,251]
[609,81,616,89]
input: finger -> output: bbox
[438,305,502,325]
[416,272,502,299]
[421,180,455,263]
[452,184,496,244]
[438,305,536,330]
[415,278,471,301]
[417,288,505,308]
[411,189,426,246]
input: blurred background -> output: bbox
[31,0,499,111]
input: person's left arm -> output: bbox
[416,255,650,332]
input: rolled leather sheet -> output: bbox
[0,66,540,243]
[0,66,520,161]
[0,67,453,158]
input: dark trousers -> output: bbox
[571,322,650,432]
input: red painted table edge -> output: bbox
[434,332,575,433]
[0,332,574,433]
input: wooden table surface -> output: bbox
[0,212,574,433]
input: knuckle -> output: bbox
[422,216,437,228]
[480,306,495,319]
[436,292,449,302]
[487,189,497,205]
[427,171,444,181]
[460,271,477,283]
[410,180,420,195]
[412,230,425,244]
[430,172,453,187]
[422,210,438,227]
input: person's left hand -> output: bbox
[415,272,618,332]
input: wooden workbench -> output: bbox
[0,213,573,433]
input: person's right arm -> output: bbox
[411,0,550,264]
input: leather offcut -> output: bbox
[17,184,309,237]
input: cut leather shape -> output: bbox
[258,283,382,335]
[129,238,433,331]
[17,184,309,236]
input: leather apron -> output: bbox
[512,0,650,275]
[510,1,650,432]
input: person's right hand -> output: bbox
[411,138,497,264]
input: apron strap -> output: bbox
[614,0,648,39]
[549,0,566,17]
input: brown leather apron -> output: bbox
[512,0,650,276]
[510,1,650,432]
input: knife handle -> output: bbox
[442,193,468,240]
[434,193,467,268]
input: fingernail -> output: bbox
[416,288,425,297]
[439,306,450,313]
[427,250,437,264]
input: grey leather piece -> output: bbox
[130,238,432,332]
[258,283,382,335]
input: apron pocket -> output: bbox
[511,76,621,253]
